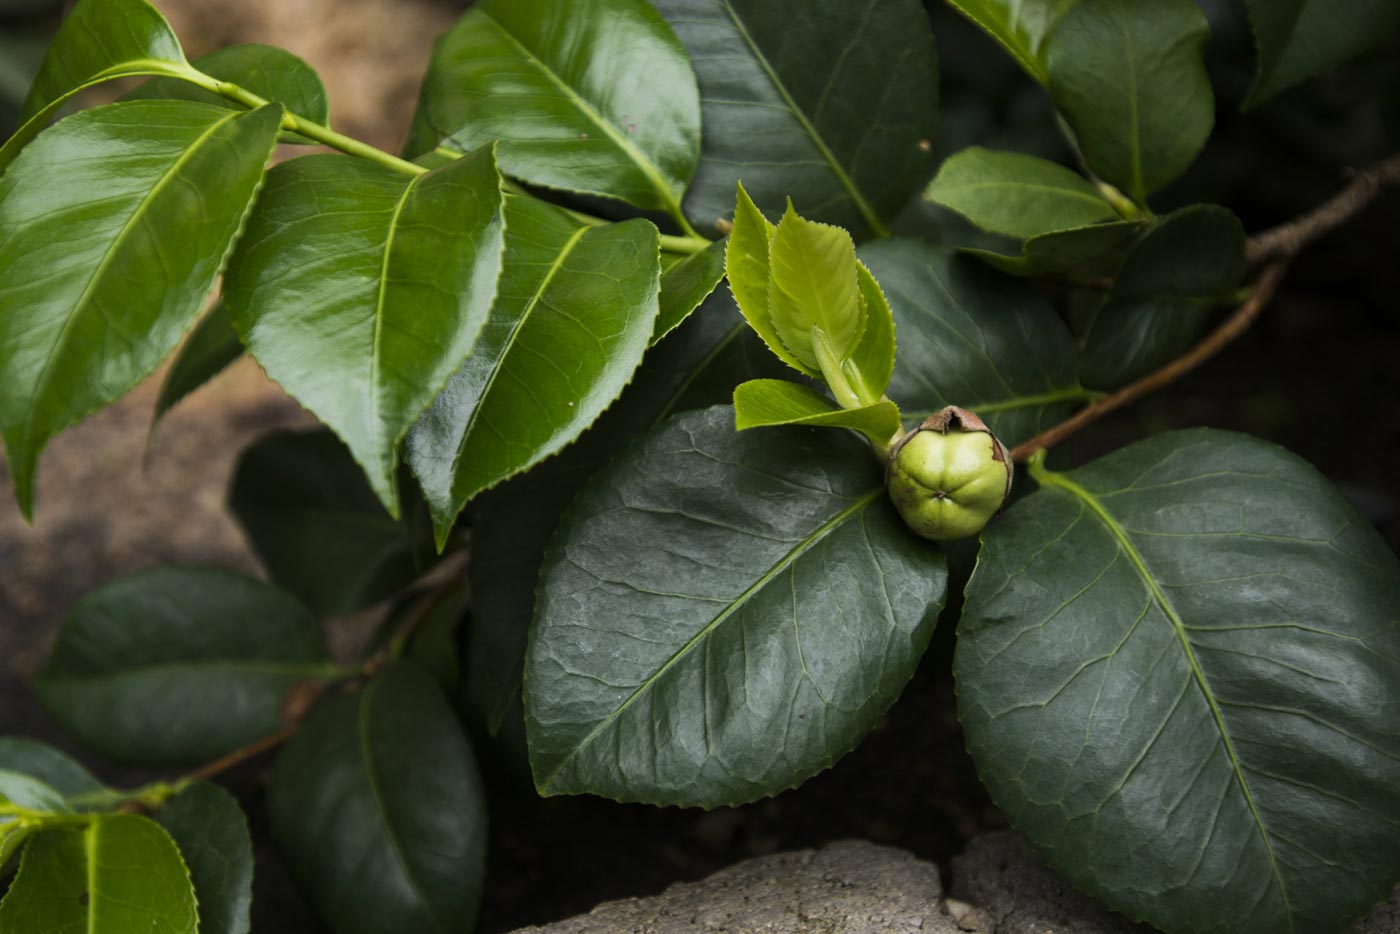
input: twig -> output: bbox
[151,551,472,796]
[1010,262,1289,461]
[1012,154,1400,462]
[1246,155,1400,264]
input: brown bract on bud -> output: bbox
[885,406,1013,541]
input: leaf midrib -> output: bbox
[538,486,884,791]
[1038,468,1296,932]
[718,0,889,237]
[449,223,591,484]
[479,11,683,216]
[18,108,243,460]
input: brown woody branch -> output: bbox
[1011,155,1400,463]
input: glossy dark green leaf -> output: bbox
[859,239,1089,446]
[733,379,901,447]
[124,43,329,145]
[0,740,103,800]
[0,773,66,815]
[526,405,947,806]
[1046,0,1213,203]
[1244,0,1400,105]
[651,0,938,238]
[0,0,191,170]
[654,239,726,344]
[229,430,431,619]
[0,815,197,933]
[0,100,280,519]
[406,195,661,547]
[36,566,337,766]
[469,293,792,732]
[926,146,1117,239]
[1081,205,1245,389]
[154,783,252,934]
[967,218,1145,278]
[152,302,242,425]
[269,663,486,934]
[945,0,1076,84]
[224,148,505,514]
[406,0,699,216]
[957,430,1400,934]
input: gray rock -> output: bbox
[951,831,1400,934]
[510,840,961,933]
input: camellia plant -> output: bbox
[1,0,1399,932]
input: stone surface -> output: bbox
[951,831,1400,934]
[509,840,960,934]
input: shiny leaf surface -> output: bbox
[526,406,947,806]
[945,0,1077,83]
[224,148,505,514]
[1,0,190,170]
[154,783,253,934]
[1244,0,1400,105]
[733,379,901,447]
[36,567,336,766]
[1081,205,1245,389]
[0,815,197,934]
[958,430,1400,934]
[124,43,329,144]
[469,293,791,732]
[859,239,1087,445]
[650,0,938,238]
[926,146,1117,240]
[406,196,660,547]
[1046,0,1212,203]
[654,239,726,344]
[406,0,699,215]
[269,664,486,934]
[0,100,280,518]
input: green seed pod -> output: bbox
[885,406,1013,541]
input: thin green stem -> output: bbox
[181,68,427,178]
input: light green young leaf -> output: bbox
[860,239,1088,446]
[734,379,901,447]
[224,147,506,516]
[926,147,1117,239]
[37,567,337,766]
[154,783,253,934]
[654,239,726,344]
[0,100,282,519]
[1046,0,1212,203]
[405,0,700,216]
[958,429,1400,934]
[0,815,198,934]
[1244,0,1400,106]
[945,0,1078,84]
[526,406,947,806]
[269,664,487,934]
[406,196,661,548]
[0,0,192,171]
[725,183,814,376]
[152,302,243,426]
[229,430,434,619]
[768,203,865,372]
[1081,204,1245,388]
[123,43,329,145]
[845,260,897,405]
